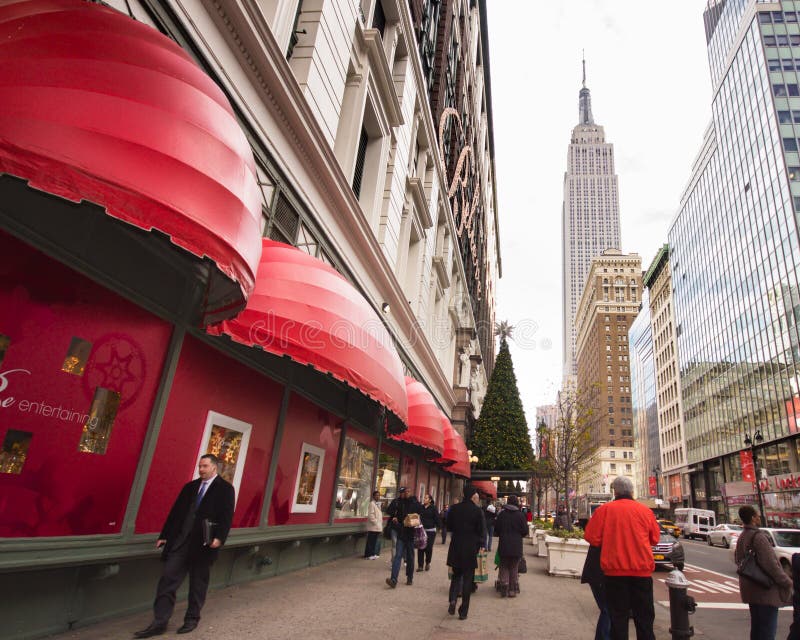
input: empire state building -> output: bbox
[562,61,621,380]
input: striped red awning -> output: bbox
[0,0,262,320]
[434,414,458,466]
[447,432,471,480]
[388,378,444,455]
[472,480,497,500]
[208,239,408,424]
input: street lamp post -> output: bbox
[744,430,765,520]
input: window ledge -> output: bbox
[356,26,404,128]
[406,175,432,229]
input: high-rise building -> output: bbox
[574,249,641,494]
[643,245,687,509]
[629,288,660,502]
[669,0,800,525]
[562,60,622,381]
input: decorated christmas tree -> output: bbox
[468,322,535,470]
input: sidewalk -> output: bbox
[50,541,672,640]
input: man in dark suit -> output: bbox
[134,454,235,638]
[446,486,485,620]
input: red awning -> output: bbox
[473,480,497,500]
[0,0,262,318]
[434,414,459,466]
[388,378,444,455]
[208,239,408,424]
[447,432,471,479]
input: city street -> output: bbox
[653,539,794,639]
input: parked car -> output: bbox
[728,527,800,576]
[707,523,742,548]
[657,519,682,538]
[653,528,685,571]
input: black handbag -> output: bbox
[518,555,528,574]
[737,545,774,589]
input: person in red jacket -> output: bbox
[584,476,660,640]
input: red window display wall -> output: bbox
[400,454,417,495]
[136,335,283,533]
[0,231,172,536]
[268,393,342,526]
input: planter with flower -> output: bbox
[545,528,589,577]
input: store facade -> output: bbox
[0,2,472,638]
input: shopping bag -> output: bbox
[518,555,528,574]
[413,525,428,550]
[475,550,489,583]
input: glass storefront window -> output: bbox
[376,451,400,511]
[334,435,375,518]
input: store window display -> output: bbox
[377,452,400,510]
[335,436,374,518]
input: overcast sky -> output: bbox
[485,2,713,428]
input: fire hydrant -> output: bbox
[666,569,696,639]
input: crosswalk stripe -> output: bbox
[692,579,740,594]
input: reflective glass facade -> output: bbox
[670,2,800,469]
[629,289,659,499]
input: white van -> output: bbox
[674,508,716,540]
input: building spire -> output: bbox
[578,53,594,125]
[582,49,586,88]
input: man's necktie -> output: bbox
[196,481,208,507]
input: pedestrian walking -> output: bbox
[446,486,485,620]
[385,487,422,588]
[134,454,235,638]
[734,505,791,640]
[484,502,497,551]
[493,494,528,598]
[416,493,439,571]
[364,490,383,559]
[440,504,449,544]
[584,476,660,640]
[581,544,611,640]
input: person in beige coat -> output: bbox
[364,490,383,559]
[734,505,792,640]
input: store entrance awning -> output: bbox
[0,0,262,323]
[388,378,444,456]
[434,415,458,467]
[208,239,408,426]
[472,480,497,500]
[447,432,471,480]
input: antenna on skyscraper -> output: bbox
[582,50,586,88]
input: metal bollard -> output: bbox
[666,569,696,639]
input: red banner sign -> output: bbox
[648,476,657,496]
[740,450,755,482]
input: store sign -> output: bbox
[439,107,482,299]
[760,472,800,492]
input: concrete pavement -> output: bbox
[50,540,674,640]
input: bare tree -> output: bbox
[545,385,600,528]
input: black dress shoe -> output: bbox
[406,577,413,585]
[448,602,456,615]
[133,623,166,638]
[176,621,198,634]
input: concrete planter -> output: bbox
[545,537,589,577]
[536,530,550,557]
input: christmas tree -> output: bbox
[468,322,535,470]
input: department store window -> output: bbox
[785,138,798,152]
[334,436,375,518]
[375,452,400,510]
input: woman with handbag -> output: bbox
[734,505,792,640]
[417,494,440,572]
[493,494,529,598]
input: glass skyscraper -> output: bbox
[669,0,800,524]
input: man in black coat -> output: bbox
[446,486,485,620]
[134,454,235,638]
